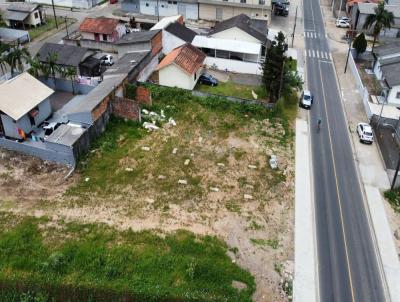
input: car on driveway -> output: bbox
[336,19,350,28]
[100,54,114,66]
[274,3,289,16]
[199,73,218,86]
[357,122,374,144]
[299,90,313,109]
[337,16,350,22]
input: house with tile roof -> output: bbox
[157,43,206,90]
[79,17,126,43]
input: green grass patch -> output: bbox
[384,189,400,212]
[28,17,74,41]
[250,238,279,249]
[195,81,266,100]
[0,213,255,301]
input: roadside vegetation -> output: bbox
[384,189,400,212]
[0,212,254,301]
[195,81,266,100]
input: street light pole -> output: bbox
[156,0,160,21]
[51,0,58,29]
[65,16,69,37]
[344,36,352,73]
[291,6,298,47]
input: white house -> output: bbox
[151,16,197,54]
[139,0,198,20]
[79,17,126,43]
[0,73,54,139]
[4,3,46,29]
[157,43,206,90]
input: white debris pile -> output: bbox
[141,109,176,129]
[143,122,159,131]
[269,154,278,169]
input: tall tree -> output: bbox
[352,33,367,58]
[42,53,59,86]
[0,53,7,78]
[27,55,44,78]
[62,66,77,94]
[5,46,30,77]
[363,2,394,49]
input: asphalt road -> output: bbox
[303,0,387,301]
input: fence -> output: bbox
[348,50,372,119]
[39,77,96,95]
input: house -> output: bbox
[0,72,54,139]
[4,3,45,30]
[191,14,268,74]
[37,43,101,77]
[198,0,271,22]
[123,0,199,20]
[157,43,206,90]
[150,15,185,30]
[371,42,400,105]
[159,21,197,54]
[79,17,126,43]
[115,30,162,58]
[351,3,400,38]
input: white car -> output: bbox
[337,16,350,22]
[357,122,374,144]
[336,19,350,28]
[100,54,114,66]
[299,90,313,109]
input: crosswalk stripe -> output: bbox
[312,50,315,57]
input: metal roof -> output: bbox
[115,30,159,45]
[0,28,29,43]
[358,3,400,17]
[5,11,29,21]
[0,73,54,121]
[45,124,86,146]
[373,41,400,57]
[381,62,400,87]
[150,15,183,30]
[38,43,90,67]
[165,22,196,42]
[192,35,261,54]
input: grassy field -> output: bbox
[29,17,74,41]
[195,81,266,100]
[0,212,254,301]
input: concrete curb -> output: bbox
[293,119,318,302]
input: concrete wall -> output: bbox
[34,98,52,125]
[204,56,261,74]
[122,0,140,12]
[137,53,159,82]
[159,64,201,89]
[210,27,260,43]
[25,0,99,9]
[199,3,269,21]
[162,30,186,54]
[112,97,141,121]
[80,39,118,53]
[117,42,152,58]
[388,85,400,106]
[39,77,96,95]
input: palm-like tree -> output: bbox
[0,54,7,78]
[27,55,44,78]
[5,46,30,77]
[363,2,395,49]
[62,66,77,94]
[42,53,59,86]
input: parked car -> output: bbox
[274,3,289,16]
[100,54,114,66]
[357,122,374,144]
[336,19,350,28]
[199,73,218,86]
[299,90,313,109]
[337,16,350,22]
[43,122,63,138]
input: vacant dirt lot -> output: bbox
[0,94,295,301]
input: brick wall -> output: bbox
[151,31,163,57]
[112,97,141,121]
[136,86,152,106]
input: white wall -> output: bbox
[159,64,200,90]
[388,85,400,105]
[210,27,260,44]
[162,30,185,54]
[137,54,159,82]
[204,57,261,74]
[25,0,95,9]
[140,0,198,20]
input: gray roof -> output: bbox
[165,22,196,42]
[381,62,400,87]
[209,14,268,44]
[373,41,400,57]
[358,3,400,18]
[0,27,29,42]
[4,11,29,21]
[380,55,400,66]
[7,3,39,12]
[45,124,86,146]
[104,51,149,75]
[38,43,90,67]
[115,30,160,45]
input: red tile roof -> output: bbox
[79,17,120,35]
[157,43,205,75]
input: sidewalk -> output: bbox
[321,3,400,301]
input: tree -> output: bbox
[27,55,44,78]
[363,2,394,49]
[5,46,30,77]
[0,53,7,78]
[261,31,302,102]
[62,66,77,94]
[42,53,59,86]
[352,33,367,57]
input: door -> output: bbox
[216,7,223,20]
[94,33,100,42]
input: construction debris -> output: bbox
[143,122,159,131]
[248,165,257,169]
[184,159,190,166]
[244,194,253,199]
[269,155,278,169]
[217,163,225,167]
[178,179,188,185]
[210,187,220,192]
[172,148,178,154]
[141,146,151,151]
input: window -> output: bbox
[194,73,197,80]
[34,12,39,19]
[397,92,400,99]
[223,0,228,1]
[216,49,229,59]
[259,0,265,4]
[145,2,149,6]
[103,34,108,41]
[240,0,246,3]
[168,0,172,3]
[173,1,177,3]
[161,4,165,7]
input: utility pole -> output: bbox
[65,16,69,37]
[51,0,58,29]
[376,90,389,128]
[344,36,352,73]
[156,0,160,21]
[291,6,298,47]
[391,154,400,190]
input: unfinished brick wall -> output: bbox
[112,97,141,121]
[136,86,152,106]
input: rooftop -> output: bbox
[192,35,261,54]
[373,41,400,57]
[165,22,197,42]
[150,15,183,30]
[115,30,160,45]
[358,3,400,17]
[209,13,268,44]
[104,51,149,76]
[45,123,86,146]
[6,3,39,12]
[37,43,91,67]
[157,43,205,75]
[0,72,54,121]
[381,62,400,87]
[79,17,121,35]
